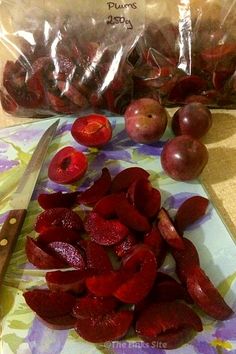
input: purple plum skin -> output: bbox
[124,98,168,144]
[172,102,212,139]
[161,135,208,181]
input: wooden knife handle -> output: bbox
[0,209,27,284]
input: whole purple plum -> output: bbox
[124,98,168,144]
[172,102,212,139]
[161,135,208,181]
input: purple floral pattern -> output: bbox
[26,318,69,354]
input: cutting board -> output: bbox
[0,116,236,354]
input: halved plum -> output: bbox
[25,236,67,269]
[71,114,112,147]
[35,208,83,234]
[23,289,76,318]
[114,245,157,304]
[84,212,129,246]
[136,302,202,348]
[175,195,209,233]
[110,167,149,193]
[73,294,118,318]
[78,168,111,206]
[48,242,86,270]
[38,191,80,209]
[75,310,133,343]
[157,208,185,250]
[187,266,233,320]
[45,269,88,293]
[48,147,88,184]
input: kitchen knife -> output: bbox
[0,119,60,283]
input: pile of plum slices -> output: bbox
[1,18,236,117]
[24,166,233,349]
[0,29,132,116]
[132,19,236,107]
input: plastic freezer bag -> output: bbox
[132,0,236,107]
[0,0,236,118]
[0,0,145,117]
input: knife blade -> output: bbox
[0,119,60,283]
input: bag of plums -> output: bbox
[0,0,236,118]
[132,0,236,107]
[0,0,145,117]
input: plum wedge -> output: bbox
[187,266,233,320]
[45,270,89,293]
[78,168,111,206]
[136,302,203,349]
[111,167,149,193]
[128,178,161,219]
[86,270,127,297]
[171,238,200,283]
[48,242,86,270]
[35,208,83,233]
[175,195,209,233]
[114,245,157,304]
[23,166,234,349]
[38,227,81,245]
[23,289,76,318]
[144,226,167,267]
[38,191,79,209]
[84,240,113,273]
[157,208,185,250]
[84,212,129,246]
[37,314,76,330]
[25,237,67,269]
[115,196,151,233]
[73,294,118,318]
[75,310,133,343]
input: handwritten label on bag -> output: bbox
[106,2,138,30]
